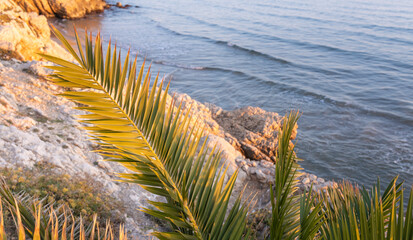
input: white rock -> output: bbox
[302,178,311,185]
[256,169,266,180]
[242,164,249,172]
[263,169,271,175]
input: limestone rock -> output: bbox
[12,0,106,19]
[0,0,72,61]
[213,106,285,162]
[302,177,310,185]
[0,59,158,239]
[168,94,295,164]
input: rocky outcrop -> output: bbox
[214,107,284,162]
[12,0,106,19]
[168,93,334,206]
[0,59,162,239]
[0,0,71,61]
[170,94,297,163]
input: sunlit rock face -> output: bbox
[0,0,71,61]
[213,106,284,162]
[12,0,106,19]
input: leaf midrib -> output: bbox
[84,67,203,239]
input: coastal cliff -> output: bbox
[0,1,335,238]
[0,0,72,60]
[12,0,106,19]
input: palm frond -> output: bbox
[40,26,248,239]
[270,111,303,240]
[319,177,413,240]
[0,179,127,239]
[299,186,323,240]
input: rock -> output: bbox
[213,106,287,163]
[302,178,310,185]
[108,2,136,9]
[25,61,53,77]
[309,174,317,181]
[242,143,270,162]
[256,169,266,180]
[242,164,249,172]
[203,134,246,189]
[0,59,159,239]
[263,169,271,175]
[12,0,106,19]
[167,94,292,164]
[260,160,274,168]
[0,95,17,111]
[248,167,256,175]
[0,0,72,61]
[12,116,36,130]
[237,170,248,185]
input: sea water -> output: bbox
[52,0,413,189]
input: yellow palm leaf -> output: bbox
[41,26,249,239]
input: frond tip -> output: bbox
[41,26,249,239]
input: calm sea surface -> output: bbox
[53,0,413,188]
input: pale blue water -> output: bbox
[53,0,413,188]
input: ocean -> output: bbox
[52,0,413,189]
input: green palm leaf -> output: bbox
[319,177,413,240]
[40,26,248,239]
[270,111,303,240]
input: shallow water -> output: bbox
[52,0,413,189]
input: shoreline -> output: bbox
[0,1,337,238]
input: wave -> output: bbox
[214,40,291,64]
[97,8,413,126]
[150,13,413,71]
[111,46,413,128]
[152,21,349,76]
[150,59,205,70]
[250,2,413,32]
[193,66,413,125]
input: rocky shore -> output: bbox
[0,1,336,238]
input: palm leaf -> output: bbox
[299,186,323,240]
[0,180,127,239]
[319,177,413,240]
[41,26,248,239]
[270,111,304,240]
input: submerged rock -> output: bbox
[12,0,106,19]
